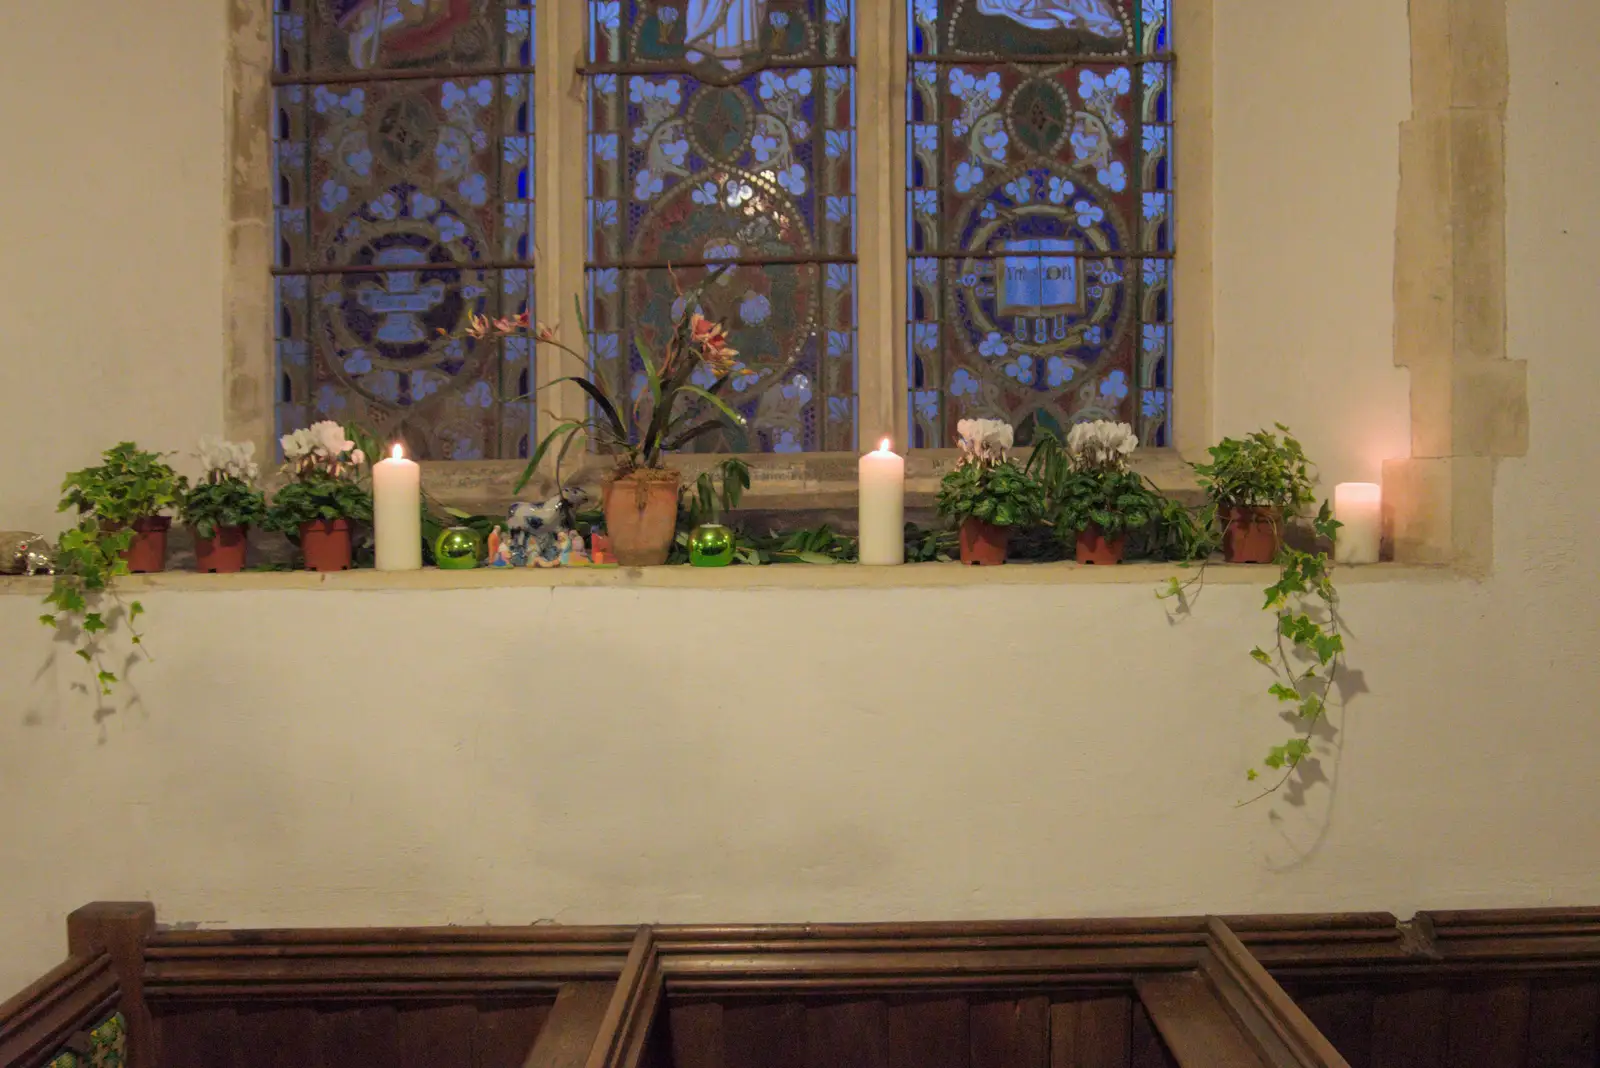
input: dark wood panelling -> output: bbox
[666,1002,724,1068]
[158,1006,241,1068]
[399,1003,475,1068]
[887,998,968,1068]
[316,1005,400,1066]
[723,1001,805,1068]
[0,955,119,1068]
[1294,991,1373,1068]
[1360,988,1446,1068]
[806,1000,889,1068]
[235,1007,316,1068]
[1525,979,1599,1068]
[1072,997,1133,1068]
[970,997,1048,1068]
[1128,1001,1178,1068]
[1444,984,1529,1068]
[474,1003,550,1068]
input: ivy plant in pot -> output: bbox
[57,442,186,574]
[1192,424,1317,564]
[179,437,267,573]
[937,419,1046,566]
[1030,421,1160,565]
[41,442,183,693]
[466,270,752,566]
[265,421,373,572]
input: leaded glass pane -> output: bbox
[908,0,1173,448]
[273,1,537,460]
[585,1,858,454]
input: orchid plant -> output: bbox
[459,268,753,493]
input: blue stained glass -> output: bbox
[585,0,859,453]
[907,0,1174,448]
[273,1,538,461]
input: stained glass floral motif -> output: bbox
[272,1,537,460]
[907,0,1173,448]
[585,1,858,453]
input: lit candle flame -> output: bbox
[878,438,893,454]
[391,444,404,460]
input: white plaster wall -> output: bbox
[0,1,226,534]
[2,0,1599,1004]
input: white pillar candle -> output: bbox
[858,438,905,565]
[1333,482,1382,565]
[373,444,422,571]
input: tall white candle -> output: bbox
[1333,482,1382,565]
[858,438,905,566]
[373,443,422,571]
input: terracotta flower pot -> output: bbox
[299,519,352,572]
[193,525,248,574]
[602,471,681,566]
[1222,505,1282,564]
[959,518,1011,566]
[1075,524,1126,565]
[122,516,171,574]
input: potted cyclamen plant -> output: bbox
[179,437,267,573]
[1032,421,1162,565]
[1192,423,1318,564]
[58,442,186,574]
[265,421,372,571]
[937,419,1046,566]
[465,271,751,566]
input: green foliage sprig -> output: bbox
[41,443,182,695]
[1242,503,1346,802]
[937,460,1046,529]
[181,480,266,540]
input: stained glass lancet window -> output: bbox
[907,0,1174,448]
[272,0,538,460]
[586,1,859,454]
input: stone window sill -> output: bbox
[0,561,1450,595]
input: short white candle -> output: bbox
[373,443,422,571]
[1333,482,1382,565]
[858,438,905,566]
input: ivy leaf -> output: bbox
[82,612,106,634]
[1246,768,1259,782]
[38,614,57,628]
[97,670,118,694]
[1299,694,1325,720]
[75,649,93,664]
[129,600,145,618]
[1250,647,1272,666]
[1268,683,1300,703]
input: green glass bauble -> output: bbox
[688,523,735,567]
[434,526,481,570]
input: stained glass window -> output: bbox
[585,1,859,454]
[907,0,1174,449]
[272,0,538,460]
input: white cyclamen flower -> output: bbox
[198,436,259,481]
[308,420,354,460]
[1067,420,1138,470]
[280,428,316,460]
[957,417,1015,464]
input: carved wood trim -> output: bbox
[584,927,662,1068]
[0,954,119,1068]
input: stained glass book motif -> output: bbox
[907,0,1173,448]
[272,0,537,460]
[585,1,859,454]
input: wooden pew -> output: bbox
[0,903,154,1068]
[13,905,1600,1067]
